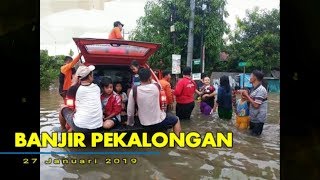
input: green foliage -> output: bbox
[130,0,228,71]
[226,8,280,73]
[40,50,64,90]
[69,49,74,56]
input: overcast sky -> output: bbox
[40,0,279,55]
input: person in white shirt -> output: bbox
[58,65,103,132]
[126,68,181,136]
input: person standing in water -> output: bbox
[59,54,81,99]
[174,67,197,120]
[159,70,174,112]
[212,75,233,120]
[198,76,216,115]
[241,70,268,136]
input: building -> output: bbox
[210,72,239,88]
[263,70,280,93]
[211,71,280,92]
[41,0,110,18]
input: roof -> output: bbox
[264,77,280,80]
[271,70,280,79]
[211,71,280,80]
[72,38,161,65]
[210,72,240,80]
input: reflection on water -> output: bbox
[40,90,280,180]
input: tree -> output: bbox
[227,8,280,73]
[40,50,64,90]
[69,49,74,56]
[130,0,228,74]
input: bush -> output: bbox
[40,50,64,90]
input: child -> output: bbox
[197,76,216,115]
[232,86,240,111]
[127,60,141,95]
[130,60,141,86]
[195,74,205,102]
[235,89,250,129]
[100,77,122,129]
[114,82,128,122]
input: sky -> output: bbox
[40,0,279,56]
[225,0,279,30]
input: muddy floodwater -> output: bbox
[40,90,280,180]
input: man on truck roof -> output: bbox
[108,21,124,40]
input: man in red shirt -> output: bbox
[108,21,124,39]
[174,67,197,120]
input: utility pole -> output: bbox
[201,2,207,73]
[170,2,178,87]
[122,29,130,40]
[186,0,195,68]
[200,25,204,73]
[170,3,176,50]
[243,65,245,89]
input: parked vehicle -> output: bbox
[70,38,169,133]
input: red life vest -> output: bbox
[101,93,122,117]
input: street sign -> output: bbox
[238,62,247,67]
[192,59,201,73]
[170,25,175,32]
[238,61,251,88]
[172,54,181,74]
[192,73,201,80]
[193,59,201,65]
[238,62,251,67]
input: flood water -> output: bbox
[40,90,280,180]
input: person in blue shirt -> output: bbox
[212,75,233,120]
